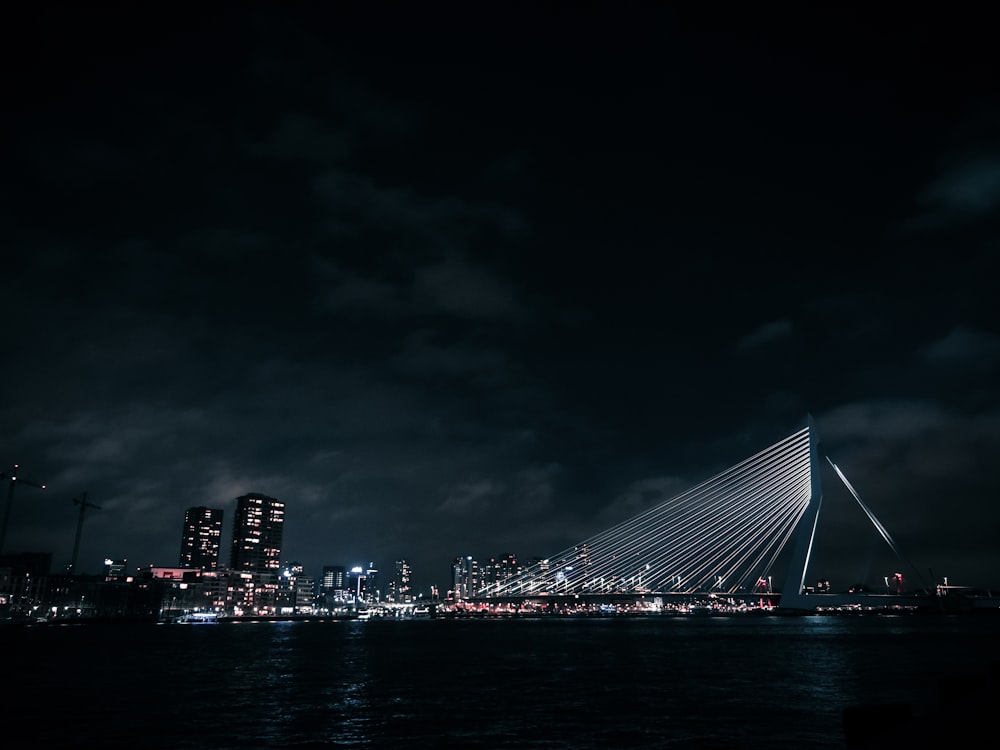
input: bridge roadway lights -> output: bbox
[461,592,781,614]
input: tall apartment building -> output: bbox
[179,506,224,570]
[229,493,285,574]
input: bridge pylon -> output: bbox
[776,414,824,612]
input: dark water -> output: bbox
[6,613,998,749]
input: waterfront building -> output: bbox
[229,493,285,574]
[188,568,273,616]
[278,563,315,614]
[198,569,230,611]
[179,506,224,570]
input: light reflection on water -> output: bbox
[6,614,997,749]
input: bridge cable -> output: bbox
[826,457,931,592]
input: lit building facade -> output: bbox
[229,493,285,574]
[103,557,129,582]
[343,562,380,604]
[278,562,315,614]
[452,555,479,600]
[179,506,224,570]
[388,559,412,603]
[365,562,379,602]
[320,565,346,606]
[483,552,519,588]
[347,566,367,603]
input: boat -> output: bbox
[176,611,219,624]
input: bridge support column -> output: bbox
[778,414,823,612]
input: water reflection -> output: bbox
[5,614,997,749]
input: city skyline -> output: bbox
[0,419,980,599]
[3,5,999,591]
[0,483,548,597]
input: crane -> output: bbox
[0,464,46,555]
[69,492,101,575]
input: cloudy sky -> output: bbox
[3,4,998,593]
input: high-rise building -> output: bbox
[346,562,379,604]
[452,555,479,600]
[348,566,367,603]
[365,562,379,602]
[321,565,346,591]
[499,552,520,582]
[389,559,412,602]
[483,552,520,588]
[179,506,224,570]
[229,493,285,574]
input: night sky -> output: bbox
[3,4,998,593]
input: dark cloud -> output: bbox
[412,257,524,321]
[922,326,1000,370]
[905,155,1000,231]
[312,258,407,316]
[246,113,351,164]
[924,157,1000,216]
[392,330,514,381]
[735,320,794,353]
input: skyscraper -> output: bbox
[179,506,224,570]
[452,555,479,600]
[389,559,412,602]
[365,561,379,602]
[229,493,285,574]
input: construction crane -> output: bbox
[0,464,46,556]
[69,492,101,575]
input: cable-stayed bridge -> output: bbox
[471,416,940,613]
